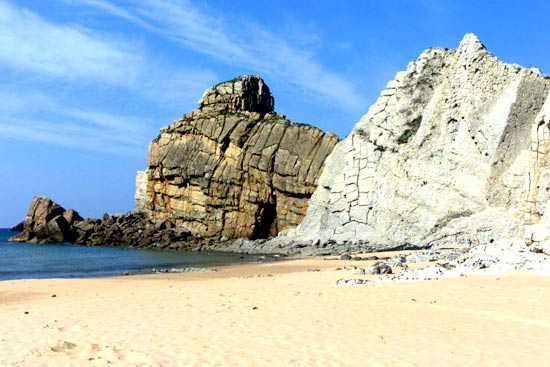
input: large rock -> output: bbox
[285,34,550,250]
[9,196,79,243]
[38,215,71,243]
[137,75,339,239]
[197,75,274,115]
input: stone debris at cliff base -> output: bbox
[335,240,550,284]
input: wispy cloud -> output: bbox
[71,0,367,111]
[0,1,218,93]
[0,88,154,156]
[0,1,219,155]
[0,1,142,84]
[0,0,364,156]
[0,118,147,157]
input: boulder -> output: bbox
[27,196,65,227]
[37,215,72,243]
[136,75,339,239]
[8,196,77,243]
[63,209,83,225]
[368,262,393,275]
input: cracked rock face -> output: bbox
[288,34,550,249]
[135,75,339,239]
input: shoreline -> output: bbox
[2,255,550,366]
[0,234,286,282]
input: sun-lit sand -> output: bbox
[2,254,550,366]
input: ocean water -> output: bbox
[0,229,259,281]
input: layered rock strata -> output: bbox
[137,75,339,239]
[284,34,550,250]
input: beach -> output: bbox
[2,256,550,366]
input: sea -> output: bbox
[0,228,261,281]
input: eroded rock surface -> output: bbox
[284,34,550,250]
[138,75,339,239]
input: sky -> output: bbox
[1,0,550,226]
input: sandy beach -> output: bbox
[2,255,550,367]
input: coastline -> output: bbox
[2,255,550,366]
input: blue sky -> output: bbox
[1,0,550,226]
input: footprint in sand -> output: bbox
[48,340,159,365]
[50,340,78,353]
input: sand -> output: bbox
[1,255,550,366]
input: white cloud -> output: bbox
[0,119,145,156]
[0,1,143,84]
[0,89,154,156]
[0,0,366,155]
[0,1,220,155]
[71,0,367,112]
[0,1,217,98]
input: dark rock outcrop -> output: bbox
[135,75,339,239]
[9,196,76,243]
[198,75,274,115]
[9,196,199,250]
[10,221,24,232]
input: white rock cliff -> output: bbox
[287,34,550,250]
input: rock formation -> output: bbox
[14,36,550,261]
[10,196,82,243]
[283,34,550,250]
[136,75,339,239]
[9,196,197,250]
